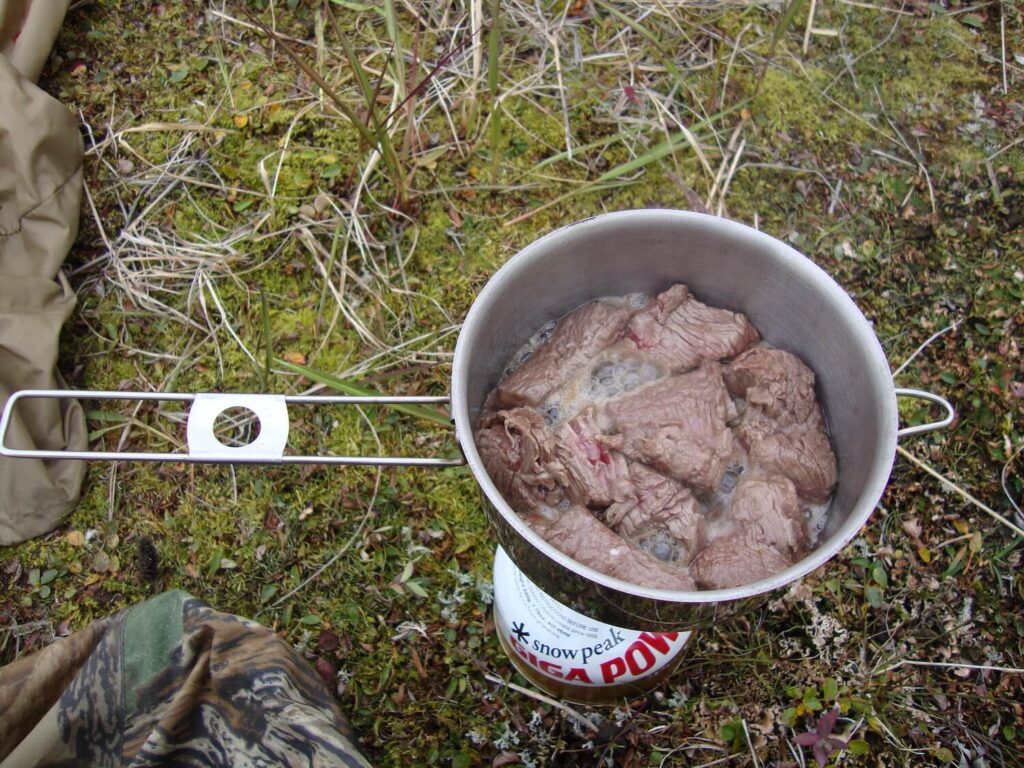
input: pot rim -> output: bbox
[452,209,898,604]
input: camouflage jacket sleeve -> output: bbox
[0,590,373,767]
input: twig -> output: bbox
[836,0,914,13]
[741,719,761,768]
[265,412,384,611]
[802,0,816,55]
[482,672,601,734]
[891,321,962,378]
[895,445,1024,538]
[1001,442,1023,523]
[1000,2,1009,95]
[878,659,1024,675]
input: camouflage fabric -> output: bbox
[0,591,372,767]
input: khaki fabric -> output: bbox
[0,0,87,545]
[0,591,374,767]
[0,0,69,83]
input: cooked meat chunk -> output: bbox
[529,506,697,591]
[725,348,837,502]
[724,347,818,423]
[737,415,836,502]
[497,300,635,407]
[718,475,807,556]
[476,408,567,510]
[605,462,705,560]
[690,529,794,589]
[601,361,736,493]
[554,411,631,508]
[626,284,759,372]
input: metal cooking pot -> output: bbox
[451,210,953,630]
[1,210,953,631]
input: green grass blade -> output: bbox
[594,100,747,184]
[260,289,273,392]
[590,0,685,86]
[769,0,808,58]
[275,359,452,427]
[487,0,501,171]
[323,0,404,201]
[383,0,406,101]
[532,128,643,170]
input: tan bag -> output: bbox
[0,0,87,545]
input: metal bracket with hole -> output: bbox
[0,390,464,467]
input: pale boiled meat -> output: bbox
[529,505,697,591]
[724,346,818,423]
[605,462,705,560]
[725,347,837,502]
[690,528,795,589]
[497,300,635,408]
[715,475,807,556]
[626,284,759,372]
[480,285,837,593]
[600,361,737,493]
[553,410,631,508]
[738,417,837,503]
[476,408,567,511]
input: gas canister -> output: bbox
[492,547,691,704]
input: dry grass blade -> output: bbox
[243,4,405,202]
[896,445,1024,538]
[482,672,600,735]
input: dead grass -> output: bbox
[1,0,1022,766]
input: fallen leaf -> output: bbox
[65,530,85,547]
[315,656,335,685]
[91,552,110,574]
[318,629,339,653]
[233,114,249,128]
[282,351,306,365]
[299,506,314,521]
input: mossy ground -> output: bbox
[2,1,1023,766]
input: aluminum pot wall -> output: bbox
[451,210,899,630]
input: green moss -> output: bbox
[7,1,1023,765]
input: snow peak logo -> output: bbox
[507,626,681,685]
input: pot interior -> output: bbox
[453,211,898,599]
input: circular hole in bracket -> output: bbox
[212,406,261,447]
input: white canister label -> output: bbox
[493,547,691,688]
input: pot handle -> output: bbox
[0,390,465,467]
[894,388,955,439]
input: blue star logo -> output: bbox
[511,621,530,643]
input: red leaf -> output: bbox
[794,732,820,747]
[314,656,335,686]
[817,706,840,736]
[317,629,339,653]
